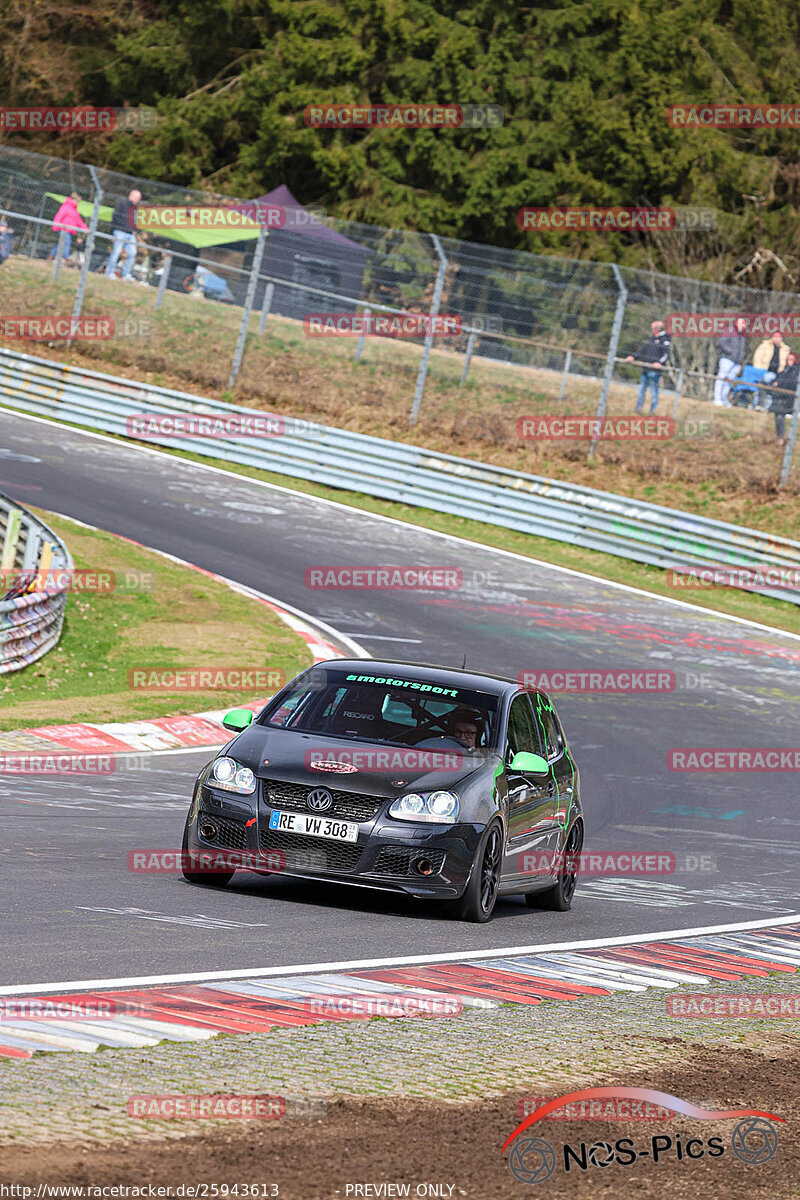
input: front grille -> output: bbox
[263,779,383,822]
[259,828,363,873]
[198,813,249,850]
[373,847,446,876]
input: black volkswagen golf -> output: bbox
[181,660,583,922]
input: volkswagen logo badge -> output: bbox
[306,788,333,813]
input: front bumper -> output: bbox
[188,783,483,898]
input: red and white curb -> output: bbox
[0,528,365,757]
[1,922,799,1058]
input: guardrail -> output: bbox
[0,488,72,673]
[1,345,799,606]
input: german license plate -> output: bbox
[268,810,359,842]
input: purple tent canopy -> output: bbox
[239,185,363,249]
[235,185,367,319]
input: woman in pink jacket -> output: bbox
[50,193,89,265]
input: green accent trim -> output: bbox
[530,691,576,829]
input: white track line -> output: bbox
[4,406,800,642]
[1,912,798,997]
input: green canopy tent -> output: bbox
[45,192,114,222]
[46,193,265,293]
[46,193,264,248]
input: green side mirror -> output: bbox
[222,708,254,732]
[509,750,549,775]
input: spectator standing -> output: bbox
[624,319,671,414]
[0,214,11,266]
[105,189,142,280]
[753,331,790,383]
[713,316,747,406]
[769,351,800,444]
[49,192,88,266]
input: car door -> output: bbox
[502,693,560,884]
[528,693,577,828]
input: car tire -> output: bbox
[180,814,234,888]
[525,821,583,912]
[448,820,503,923]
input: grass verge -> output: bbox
[0,512,313,730]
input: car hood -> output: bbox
[224,725,499,797]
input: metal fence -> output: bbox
[1,345,799,607]
[1,143,800,481]
[0,491,72,673]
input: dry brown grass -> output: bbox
[1,256,797,540]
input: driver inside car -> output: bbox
[446,708,483,752]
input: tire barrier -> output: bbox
[0,489,72,673]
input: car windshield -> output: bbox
[261,667,501,751]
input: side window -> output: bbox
[382,697,415,726]
[506,696,538,759]
[531,697,564,761]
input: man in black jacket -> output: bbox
[769,352,800,443]
[713,316,747,406]
[625,320,671,413]
[105,189,141,280]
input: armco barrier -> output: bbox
[1,346,799,605]
[0,489,72,673]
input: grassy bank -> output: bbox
[0,512,313,730]
[1,256,798,539]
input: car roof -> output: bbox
[311,659,520,696]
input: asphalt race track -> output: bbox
[2,409,799,987]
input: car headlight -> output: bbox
[209,756,256,795]
[389,790,460,823]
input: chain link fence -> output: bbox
[1,143,799,484]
